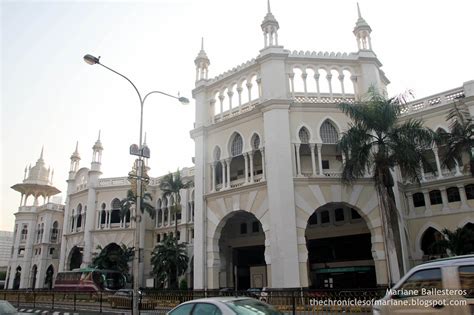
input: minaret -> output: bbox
[69,141,80,179]
[261,0,280,48]
[194,37,210,82]
[353,3,373,51]
[91,130,103,172]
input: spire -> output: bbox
[194,37,210,82]
[353,3,372,51]
[39,146,44,160]
[93,130,103,151]
[261,0,280,48]
[69,142,80,174]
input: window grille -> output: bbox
[231,134,243,156]
[320,121,338,143]
[299,128,310,144]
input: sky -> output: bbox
[1,0,473,231]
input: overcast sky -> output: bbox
[1,0,473,231]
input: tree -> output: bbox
[151,235,189,288]
[432,226,474,256]
[159,169,193,288]
[338,87,433,281]
[119,189,156,221]
[90,243,134,279]
[437,101,474,176]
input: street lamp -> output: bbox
[83,54,189,314]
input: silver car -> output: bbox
[167,297,282,315]
[0,300,29,315]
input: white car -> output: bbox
[167,297,282,315]
[373,254,474,315]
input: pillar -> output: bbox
[295,144,301,176]
[316,143,324,176]
[310,144,317,177]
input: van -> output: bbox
[373,255,474,315]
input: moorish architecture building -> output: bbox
[5,3,474,290]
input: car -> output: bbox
[109,289,144,308]
[373,254,474,315]
[0,300,29,315]
[166,297,282,315]
[246,288,261,298]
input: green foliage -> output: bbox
[436,102,474,176]
[151,235,189,288]
[433,226,474,256]
[179,279,188,290]
[0,271,6,280]
[90,243,134,278]
[120,189,156,220]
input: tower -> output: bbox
[261,0,280,48]
[194,38,210,82]
[91,130,103,172]
[69,141,80,179]
[353,3,372,51]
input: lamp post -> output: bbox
[83,54,189,314]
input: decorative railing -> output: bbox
[37,203,64,212]
[399,87,464,116]
[293,93,355,104]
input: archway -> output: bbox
[13,266,21,289]
[44,265,54,290]
[420,227,446,260]
[305,203,376,289]
[69,246,83,270]
[31,265,38,289]
[218,211,266,290]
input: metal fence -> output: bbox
[0,288,386,314]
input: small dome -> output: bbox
[25,148,50,185]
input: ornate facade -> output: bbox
[6,3,474,291]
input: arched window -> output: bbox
[231,134,243,156]
[251,134,260,150]
[320,120,338,143]
[429,190,442,205]
[100,203,106,225]
[214,146,221,161]
[413,193,425,207]
[70,209,75,232]
[51,221,59,243]
[76,204,82,229]
[298,127,310,144]
[110,198,121,224]
[447,187,460,203]
[421,227,445,257]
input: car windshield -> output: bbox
[0,301,17,314]
[225,299,282,315]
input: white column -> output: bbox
[221,160,226,190]
[295,143,301,177]
[314,73,321,100]
[422,190,431,214]
[226,158,231,188]
[454,159,462,176]
[219,93,225,120]
[210,99,216,124]
[227,90,234,110]
[338,74,345,97]
[261,148,266,181]
[326,74,333,101]
[317,143,324,176]
[432,146,443,179]
[310,144,317,177]
[406,192,414,217]
[288,73,295,98]
[211,163,216,192]
[419,161,426,182]
[246,82,252,103]
[244,153,249,183]
[301,71,308,100]
[256,77,262,99]
[237,86,243,113]
[458,184,469,209]
[440,187,450,211]
[351,75,358,100]
[249,152,254,183]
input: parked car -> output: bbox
[373,254,474,315]
[0,300,29,315]
[167,297,282,314]
[109,289,143,308]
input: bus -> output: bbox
[54,268,127,291]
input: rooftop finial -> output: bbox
[40,146,44,160]
[75,141,79,153]
[201,37,204,51]
[98,130,101,141]
[267,0,271,13]
[357,2,362,18]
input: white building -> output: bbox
[5,3,474,291]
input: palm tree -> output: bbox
[432,227,474,256]
[119,189,156,222]
[437,101,474,176]
[338,87,433,281]
[91,244,134,277]
[151,234,189,288]
[159,170,193,240]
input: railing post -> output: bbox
[51,291,55,310]
[74,292,76,311]
[99,291,102,313]
[17,291,20,308]
[33,291,36,308]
